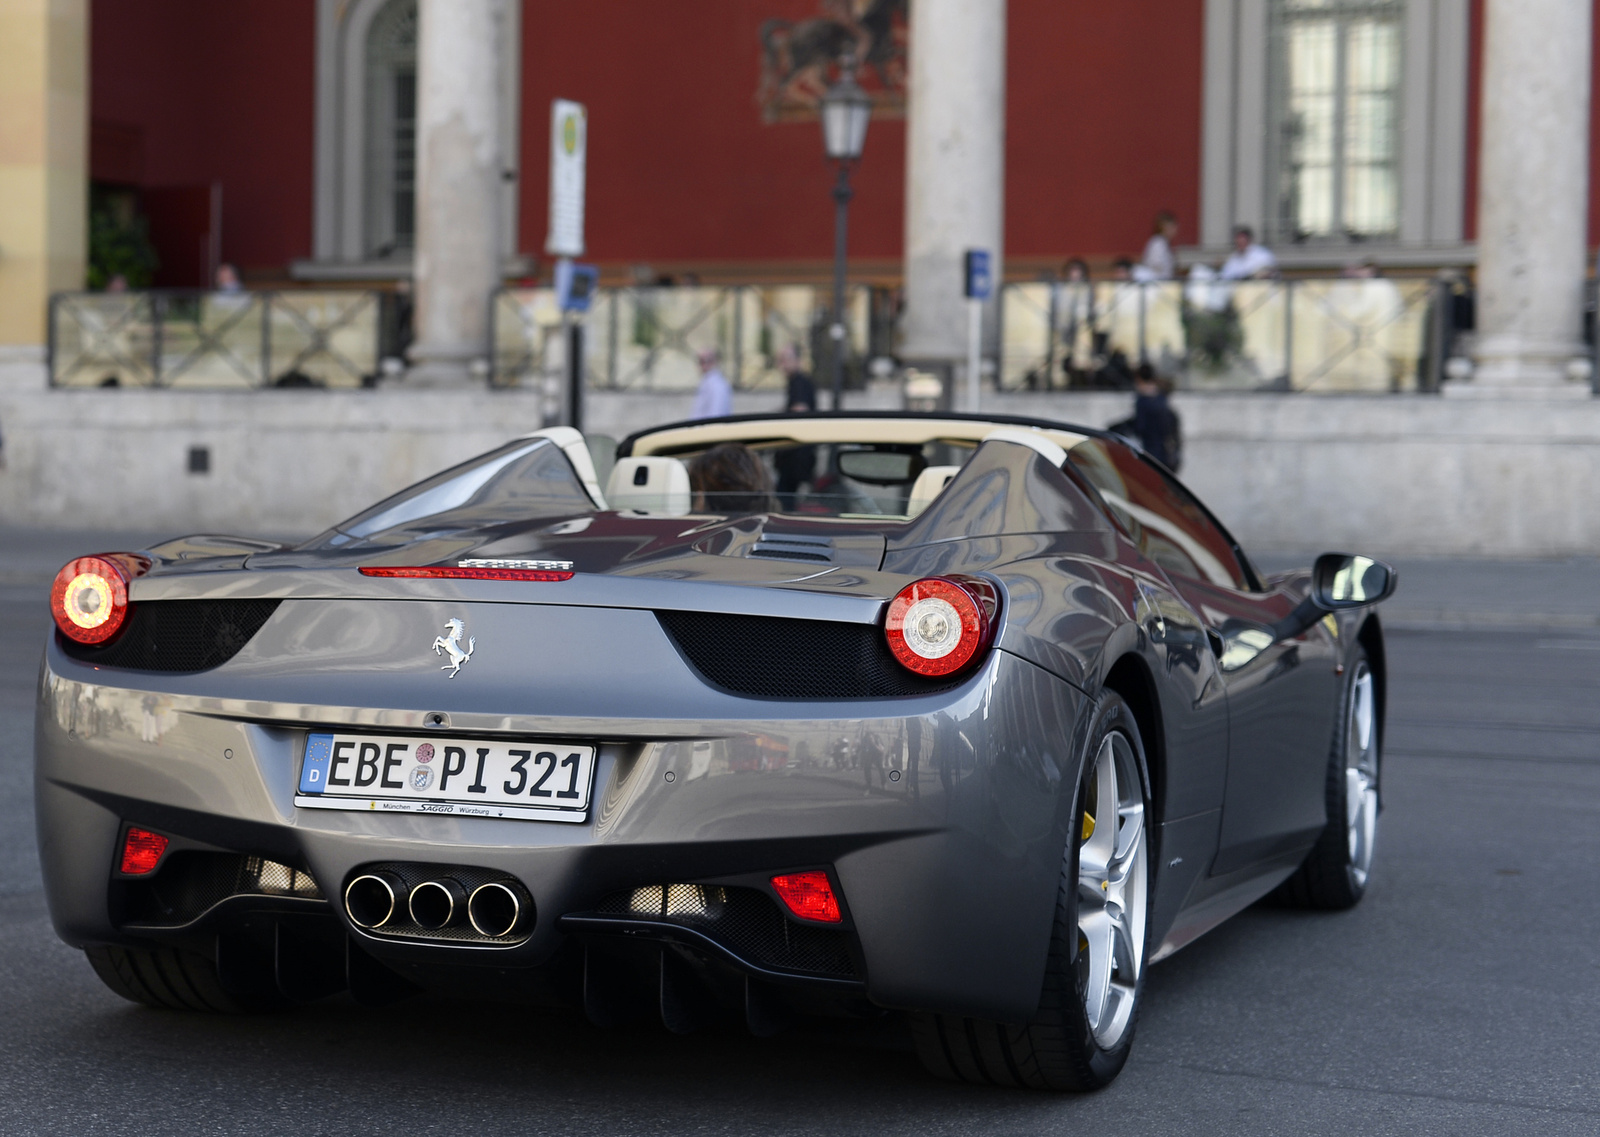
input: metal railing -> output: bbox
[49,290,383,388]
[999,277,1444,393]
[491,284,890,391]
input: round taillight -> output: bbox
[50,555,141,645]
[885,575,999,677]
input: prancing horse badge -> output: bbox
[431,618,475,678]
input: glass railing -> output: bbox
[49,290,383,388]
[1000,277,1441,393]
[492,284,883,391]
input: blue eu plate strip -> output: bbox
[300,733,334,794]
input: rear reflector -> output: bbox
[359,567,574,582]
[770,870,842,923]
[120,828,169,875]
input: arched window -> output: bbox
[303,0,521,277]
[364,0,417,259]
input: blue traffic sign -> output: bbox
[964,249,992,300]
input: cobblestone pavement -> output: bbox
[3,532,1597,1135]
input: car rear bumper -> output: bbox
[35,644,1087,1022]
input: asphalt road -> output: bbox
[2,541,1598,1135]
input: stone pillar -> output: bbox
[0,0,87,385]
[899,0,1006,373]
[1466,0,1592,396]
[405,0,505,387]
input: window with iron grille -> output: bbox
[1270,0,1404,244]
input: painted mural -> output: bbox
[757,0,908,122]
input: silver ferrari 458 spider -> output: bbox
[36,412,1395,1090]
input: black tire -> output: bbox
[84,944,269,1013]
[1272,645,1380,910]
[911,692,1154,1091]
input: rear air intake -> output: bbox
[655,610,968,699]
[58,599,280,672]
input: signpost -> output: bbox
[546,100,588,430]
[964,249,992,413]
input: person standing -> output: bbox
[690,347,732,420]
[1140,211,1179,281]
[1132,364,1181,471]
[1219,226,1277,280]
[774,343,817,509]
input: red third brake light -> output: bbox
[120,828,169,875]
[50,554,148,645]
[359,567,575,582]
[884,575,999,678]
[770,871,842,923]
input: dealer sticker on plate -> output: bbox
[295,732,596,823]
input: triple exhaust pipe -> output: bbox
[344,871,532,939]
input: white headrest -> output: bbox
[906,465,961,517]
[980,426,1069,467]
[606,456,691,515]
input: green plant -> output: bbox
[86,191,159,290]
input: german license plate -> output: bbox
[294,732,596,823]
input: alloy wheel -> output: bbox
[1344,663,1379,886]
[1076,731,1148,1050]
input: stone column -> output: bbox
[0,0,87,387]
[1465,0,1592,396]
[899,0,1006,374]
[404,0,505,387]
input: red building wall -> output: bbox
[89,0,316,279]
[1006,2,1205,264]
[518,0,1205,274]
[517,0,906,272]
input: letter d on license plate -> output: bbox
[296,731,596,823]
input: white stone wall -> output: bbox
[3,385,1600,556]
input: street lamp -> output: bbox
[819,56,871,410]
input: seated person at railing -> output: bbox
[1219,226,1278,280]
[688,443,775,514]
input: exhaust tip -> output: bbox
[409,877,467,930]
[468,881,532,938]
[345,872,404,929]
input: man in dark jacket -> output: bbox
[1132,364,1181,471]
[774,344,817,508]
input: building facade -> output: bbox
[75,0,1551,287]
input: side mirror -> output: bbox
[1311,553,1397,609]
[1271,552,1397,642]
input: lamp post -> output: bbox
[820,58,871,411]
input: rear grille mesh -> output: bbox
[656,609,963,699]
[60,599,280,672]
[120,852,324,927]
[595,884,857,978]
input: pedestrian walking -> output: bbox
[690,347,732,420]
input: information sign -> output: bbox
[546,99,587,257]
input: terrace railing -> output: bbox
[492,284,887,391]
[999,277,1444,393]
[49,290,383,388]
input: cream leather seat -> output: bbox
[906,465,962,517]
[606,456,692,515]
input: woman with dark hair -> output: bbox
[687,443,775,514]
